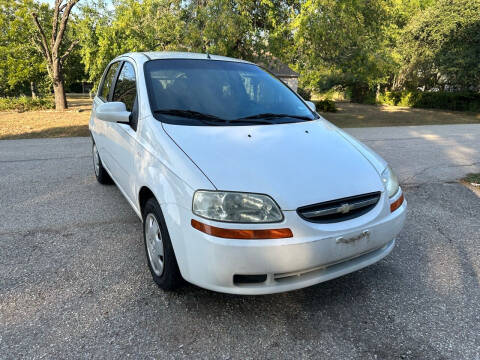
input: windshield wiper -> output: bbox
[232,113,313,122]
[153,109,228,124]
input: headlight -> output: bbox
[381,166,399,198]
[192,191,283,223]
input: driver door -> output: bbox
[103,60,139,202]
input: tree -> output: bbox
[77,0,185,89]
[0,0,48,97]
[397,0,480,91]
[182,0,296,62]
[31,0,80,110]
[289,0,395,100]
[77,0,296,89]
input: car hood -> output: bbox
[163,119,385,210]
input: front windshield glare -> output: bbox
[144,59,315,125]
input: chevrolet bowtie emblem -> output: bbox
[337,203,353,214]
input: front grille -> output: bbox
[297,192,381,223]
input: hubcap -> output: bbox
[93,144,100,176]
[145,213,165,276]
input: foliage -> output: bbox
[0,96,54,112]
[0,0,48,96]
[296,87,311,101]
[377,91,480,112]
[313,99,337,112]
[462,173,480,185]
[289,0,395,94]
[0,0,86,98]
[397,0,480,91]
[77,0,294,90]
[77,0,185,89]
[313,87,349,102]
[2,0,480,113]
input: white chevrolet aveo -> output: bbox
[90,52,406,295]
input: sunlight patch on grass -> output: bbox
[0,95,91,140]
[320,102,480,128]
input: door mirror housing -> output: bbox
[305,101,316,112]
[96,102,131,123]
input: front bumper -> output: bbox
[163,193,406,295]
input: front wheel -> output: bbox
[143,198,182,290]
[92,142,112,184]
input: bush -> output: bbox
[297,87,312,100]
[314,87,349,101]
[313,99,337,112]
[349,85,376,104]
[0,96,55,112]
[377,91,413,107]
[378,90,480,112]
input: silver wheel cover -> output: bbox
[145,213,165,276]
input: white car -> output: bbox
[90,52,406,295]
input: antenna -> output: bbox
[206,52,211,59]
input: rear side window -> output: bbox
[112,62,137,112]
[99,62,120,101]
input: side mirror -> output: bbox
[96,102,130,123]
[305,101,316,112]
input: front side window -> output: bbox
[99,62,120,101]
[113,62,137,112]
[144,59,316,126]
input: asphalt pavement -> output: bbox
[1,124,479,359]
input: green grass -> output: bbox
[463,173,480,184]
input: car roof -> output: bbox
[116,51,254,65]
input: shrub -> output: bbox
[297,87,312,100]
[313,99,337,112]
[0,96,55,112]
[413,91,480,112]
[378,90,480,112]
[314,87,349,101]
[349,85,376,105]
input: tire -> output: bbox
[92,141,112,185]
[143,198,183,290]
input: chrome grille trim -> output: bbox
[297,192,381,223]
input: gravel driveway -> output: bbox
[1,124,479,359]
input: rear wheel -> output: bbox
[143,198,182,290]
[92,142,112,184]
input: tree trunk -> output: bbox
[52,63,68,110]
[53,80,67,110]
[30,81,38,99]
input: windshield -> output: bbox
[144,59,316,126]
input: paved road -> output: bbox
[1,125,479,359]
[346,124,480,185]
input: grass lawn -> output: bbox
[462,173,480,196]
[463,173,480,184]
[1,96,480,140]
[320,102,480,128]
[0,94,91,140]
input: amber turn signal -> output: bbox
[390,193,404,213]
[191,219,293,239]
